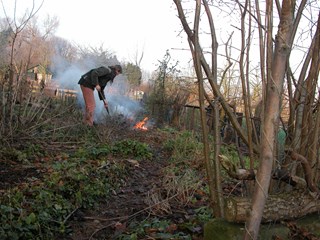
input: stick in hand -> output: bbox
[98,90,109,115]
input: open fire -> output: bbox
[133,117,149,131]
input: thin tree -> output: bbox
[244,0,295,238]
[173,0,320,238]
[0,0,43,134]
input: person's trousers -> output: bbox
[80,85,95,126]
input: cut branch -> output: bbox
[219,154,318,192]
[285,149,319,193]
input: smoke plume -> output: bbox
[50,55,144,124]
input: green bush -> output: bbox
[111,139,153,159]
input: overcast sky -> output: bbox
[1,0,192,72]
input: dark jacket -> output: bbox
[78,66,117,100]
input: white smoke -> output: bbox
[94,74,144,122]
[50,55,145,124]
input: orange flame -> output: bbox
[133,117,149,131]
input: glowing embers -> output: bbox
[133,117,149,131]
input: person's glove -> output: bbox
[95,85,101,92]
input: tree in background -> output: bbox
[173,0,320,239]
[123,63,142,87]
[49,36,78,72]
[145,50,192,127]
[0,0,44,135]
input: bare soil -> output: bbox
[0,161,40,190]
[68,158,171,240]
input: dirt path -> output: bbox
[69,157,168,240]
[65,129,178,239]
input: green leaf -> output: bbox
[25,212,36,225]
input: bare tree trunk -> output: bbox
[192,0,218,215]
[285,11,319,180]
[285,0,308,145]
[313,97,320,183]
[172,1,320,237]
[244,1,294,239]
[254,0,266,149]
[301,13,320,167]
[174,0,225,217]
[203,0,224,218]
[238,0,255,168]
[173,0,260,154]
[1,0,44,136]
[5,34,18,134]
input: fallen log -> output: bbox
[219,154,320,223]
[219,154,318,191]
[224,190,320,223]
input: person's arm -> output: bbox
[91,67,112,90]
[98,87,106,100]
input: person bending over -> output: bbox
[78,64,122,126]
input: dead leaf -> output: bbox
[126,159,140,167]
[166,223,177,233]
[114,221,126,232]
